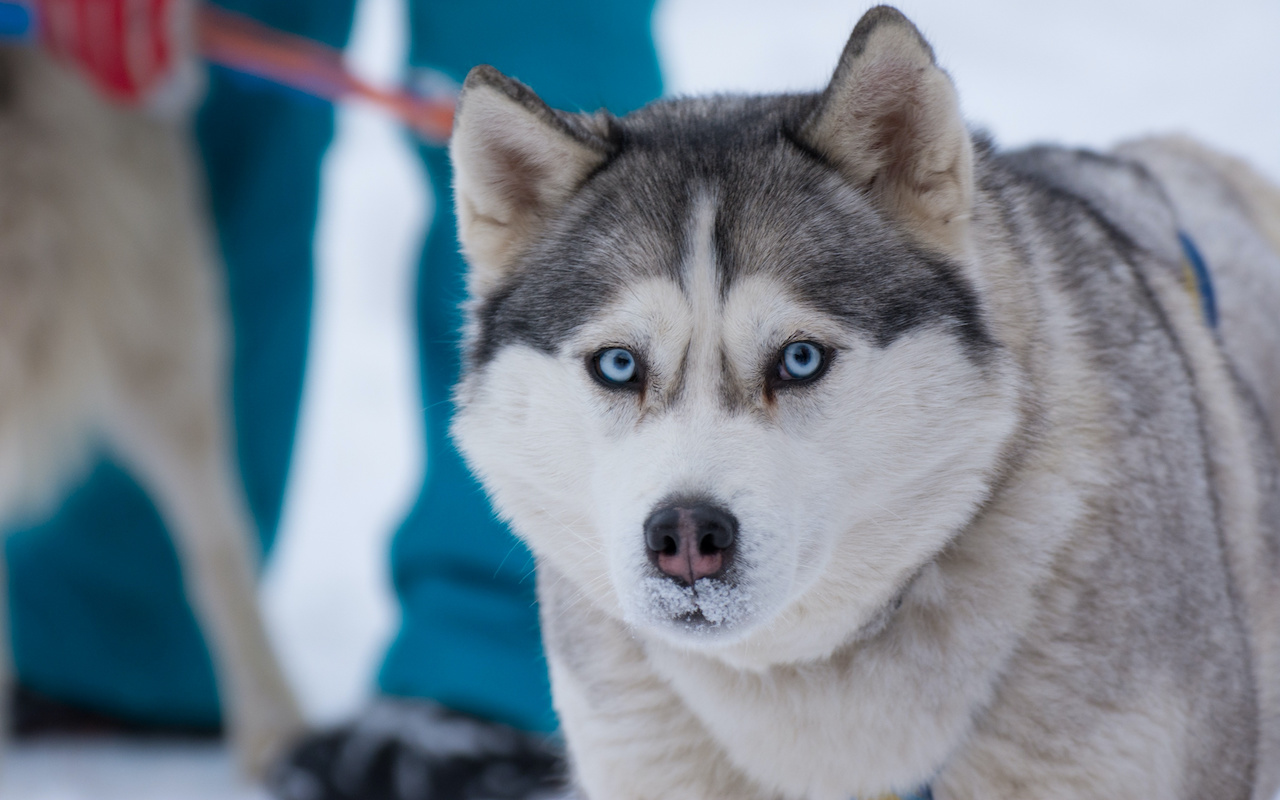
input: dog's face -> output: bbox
[451,9,1021,664]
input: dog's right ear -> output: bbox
[450,66,614,297]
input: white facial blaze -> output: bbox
[683,195,724,406]
[587,195,795,638]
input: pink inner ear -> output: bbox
[846,50,943,162]
[489,143,546,212]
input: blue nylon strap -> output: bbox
[1178,230,1218,329]
[857,787,933,800]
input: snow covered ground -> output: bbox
[4,0,1277,795]
[1,740,269,800]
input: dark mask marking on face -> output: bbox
[467,94,995,373]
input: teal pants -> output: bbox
[5,0,660,734]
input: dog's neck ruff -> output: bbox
[1178,230,1217,329]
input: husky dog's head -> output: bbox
[451,7,1021,666]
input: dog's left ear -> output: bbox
[799,6,973,258]
[450,65,615,297]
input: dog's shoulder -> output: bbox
[994,143,1186,265]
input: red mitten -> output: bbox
[37,0,196,107]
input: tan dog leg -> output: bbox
[105,376,303,777]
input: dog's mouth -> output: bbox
[638,574,755,633]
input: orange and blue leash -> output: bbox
[0,0,455,143]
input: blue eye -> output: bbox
[779,341,825,381]
[595,347,639,385]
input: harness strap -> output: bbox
[869,787,933,800]
[1178,230,1218,328]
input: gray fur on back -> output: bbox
[977,143,1267,795]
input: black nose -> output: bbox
[644,501,737,585]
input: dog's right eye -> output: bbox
[776,341,828,383]
[592,347,641,388]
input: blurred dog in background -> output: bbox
[0,46,299,775]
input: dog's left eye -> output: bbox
[593,347,641,387]
[777,341,826,382]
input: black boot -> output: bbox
[266,698,568,800]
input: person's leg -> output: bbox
[378,0,664,734]
[5,0,356,728]
[269,4,662,797]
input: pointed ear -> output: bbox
[450,66,614,296]
[799,6,973,257]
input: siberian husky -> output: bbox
[0,48,300,774]
[447,5,1280,798]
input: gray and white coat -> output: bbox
[448,7,1280,798]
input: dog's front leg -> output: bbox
[539,569,779,800]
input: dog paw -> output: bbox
[231,712,307,779]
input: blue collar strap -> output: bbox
[865,788,933,800]
[1178,230,1218,329]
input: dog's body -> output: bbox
[0,47,299,773]
[447,7,1280,798]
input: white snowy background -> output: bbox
[4,0,1278,796]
